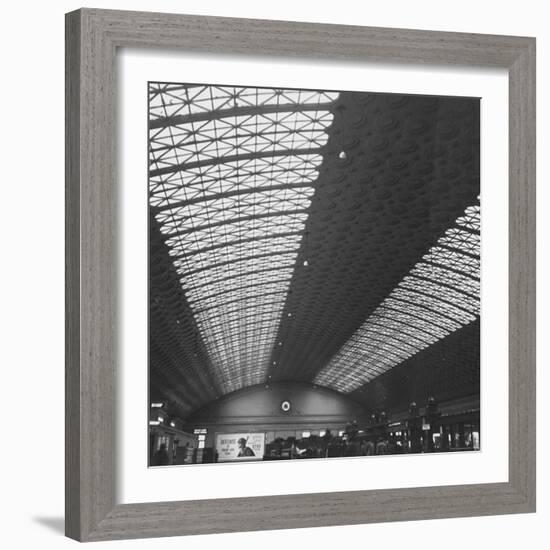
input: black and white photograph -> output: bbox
[148,82,480,467]
[1,0,543,547]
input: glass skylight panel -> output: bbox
[188,277,291,304]
[410,264,479,296]
[149,83,339,394]
[426,247,479,276]
[181,255,298,287]
[151,162,319,199]
[382,300,462,332]
[439,228,480,256]
[174,241,301,276]
[173,249,298,276]
[391,288,477,322]
[185,268,295,300]
[361,333,420,355]
[165,216,307,248]
[151,157,322,211]
[456,205,481,231]
[194,282,290,311]
[150,84,339,121]
[170,236,301,267]
[399,277,479,312]
[150,111,333,169]
[314,200,481,393]
[368,319,435,344]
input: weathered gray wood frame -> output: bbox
[65,8,536,542]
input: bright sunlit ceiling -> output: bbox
[149,84,340,393]
[314,199,480,393]
[148,86,482,417]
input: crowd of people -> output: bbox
[265,421,404,460]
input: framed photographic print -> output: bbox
[65,8,536,542]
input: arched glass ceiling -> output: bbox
[149,84,339,394]
[314,199,480,393]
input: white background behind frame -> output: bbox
[117,49,509,504]
[2,1,547,549]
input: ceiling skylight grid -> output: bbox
[314,199,480,393]
[149,83,339,394]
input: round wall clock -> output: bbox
[281,400,291,412]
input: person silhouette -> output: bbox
[152,442,169,466]
[237,437,255,457]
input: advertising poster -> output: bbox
[216,433,265,462]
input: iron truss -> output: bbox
[149,83,339,394]
[314,199,480,393]
[149,84,481,417]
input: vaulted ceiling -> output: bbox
[148,83,480,419]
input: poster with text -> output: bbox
[216,433,265,462]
